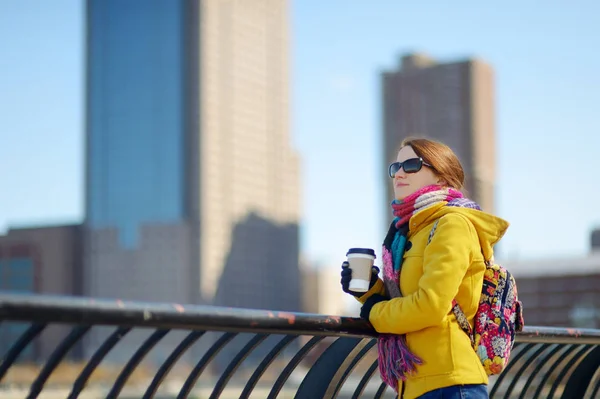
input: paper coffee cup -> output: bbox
[346,248,376,292]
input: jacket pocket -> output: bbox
[406,319,454,377]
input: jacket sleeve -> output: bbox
[355,278,386,304]
[368,214,476,334]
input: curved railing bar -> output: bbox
[530,344,579,399]
[68,326,132,399]
[561,346,600,399]
[352,357,380,399]
[503,343,550,398]
[177,332,237,399]
[489,343,536,397]
[105,329,170,399]
[328,338,377,398]
[0,323,46,381]
[209,333,268,399]
[267,335,325,399]
[27,325,90,399]
[294,337,368,399]
[239,334,298,399]
[547,344,592,398]
[518,343,562,399]
[589,373,600,399]
[142,330,205,399]
[374,381,389,398]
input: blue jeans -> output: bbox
[415,384,489,399]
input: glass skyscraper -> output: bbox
[85,0,301,315]
[87,1,186,248]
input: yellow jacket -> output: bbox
[358,203,509,399]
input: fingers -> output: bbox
[341,262,351,277]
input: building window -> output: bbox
[0,255,35,361]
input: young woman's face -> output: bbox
[391,146,440,200]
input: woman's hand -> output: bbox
[360,294,388,322]
[340,261,380,297]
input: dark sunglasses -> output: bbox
[388,157,432,178]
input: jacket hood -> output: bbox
[411,203,509,261]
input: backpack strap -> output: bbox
[427,218,475,346]
[427,219,439,244]
[451,301,475,346]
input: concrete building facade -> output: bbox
[381,52,496,215]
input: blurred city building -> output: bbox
[301,259,346,316]
[505,229,600,328]
[0,224,84,361]
[84,0,301,312]
[381,52,496,216]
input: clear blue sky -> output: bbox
[1,1,599,270]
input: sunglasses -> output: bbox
[388,157,432,178]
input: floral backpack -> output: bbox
[428,220,525,375]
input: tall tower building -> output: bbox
[382,52,495,217]
[85,0,301,311]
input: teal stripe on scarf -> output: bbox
[391,218,406,273]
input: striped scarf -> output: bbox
[377,184,480,392]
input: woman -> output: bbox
[340,137,509,399]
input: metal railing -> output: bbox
[0,293,599,398]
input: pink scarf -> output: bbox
[391,184,466,227]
